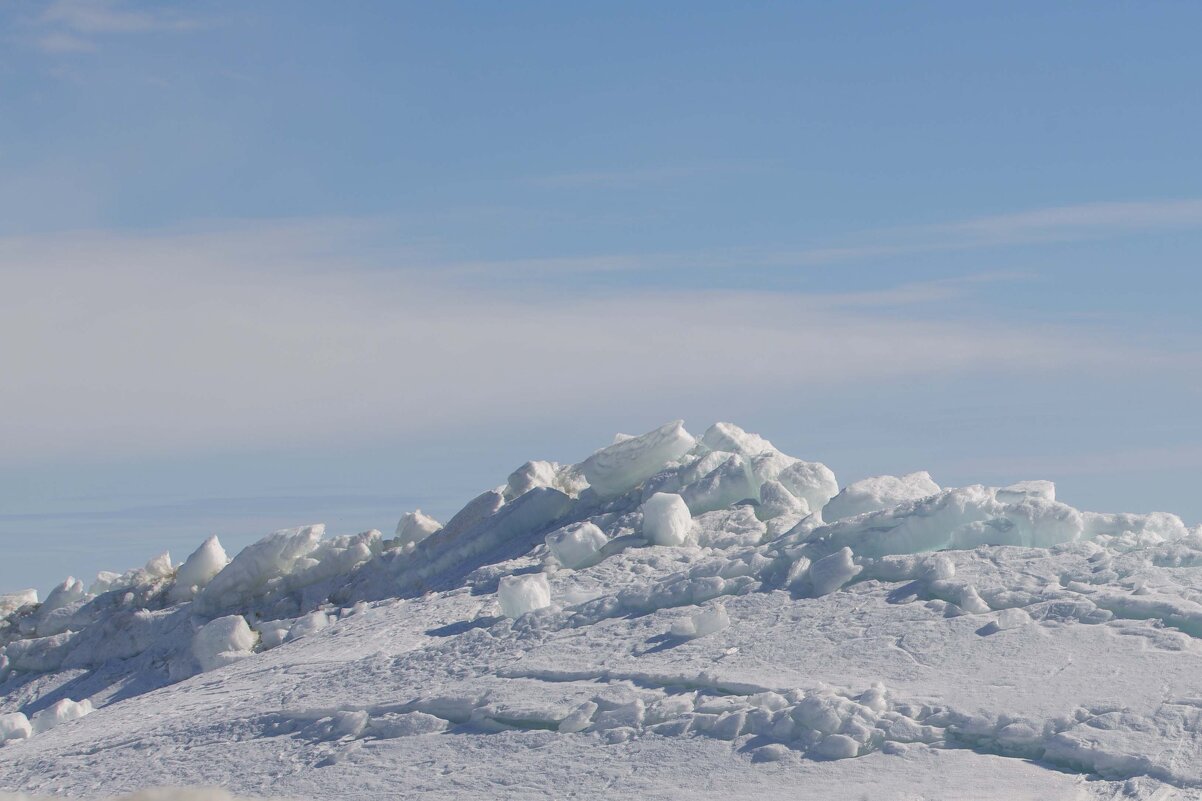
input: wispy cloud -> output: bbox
[26,0,204,53]
[424,198,1202,278]
[534,166,704,188]
[531,161,760,189]
[939,198,1202,243]
[762,198,1202,268]
[0,221,1184,463]
[34,30,96,53]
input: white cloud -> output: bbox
[34,31,97,53]
[430,198,1202,278]
[0,222,1173,463]
[40,0,199,34]
[791,198,1202,262]
[531,162,757,189]
[939,198,1202,242]
[28,0,204,54]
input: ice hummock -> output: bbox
[4,419,1202,799]
[642,492,693,546]
[580,420,695,498]
[497,573,551,618]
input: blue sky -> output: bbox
[2,1,1202,593]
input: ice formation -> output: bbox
[0,712,30,743]
[545,522,608,569]
[822,471,941,522]
[169,536,229,603]
[394,510,442,548]
[4,420,1202,799]
[641,492,693,546]
[671,603,731,639]
[192,615,258,673]
[497,573,552,619]
[29,698,92,735]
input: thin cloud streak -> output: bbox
[767,198,1202,267]
[531,162,759,189]
[445,198,1202,276]
[41,0,200,34]
[0,223,1187,464]
[26,0,206,54]
[941,199,1202,241]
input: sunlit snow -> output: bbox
[3,421,1202,799]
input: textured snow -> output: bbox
[2,788,278,793]
[4,420,1202,799]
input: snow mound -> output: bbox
[29,698,92,735]
[822,471,941,522]
[5,419,1202,799]
[670,603,730,639]
[192,615,257,673]
[0,712,30,743]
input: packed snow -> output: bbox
[4,420,1202,799]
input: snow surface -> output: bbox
[5,420,1202,799]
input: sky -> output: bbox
[2,1,1202,594]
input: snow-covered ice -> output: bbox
[0,713,30,743]
[671,603,730,639]
[169,536,228,603]
[394,510,441,548]
[497,573,551,619]
[192,615,257,672]
[29,698,92,735]
[545,522,608,569]
[641,492,693,546]
[580,420,694,498]
[821,471,941,522]
[4,420,1202,799]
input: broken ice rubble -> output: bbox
[6,417,1202,797]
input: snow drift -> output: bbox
[2,420,1202,800]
